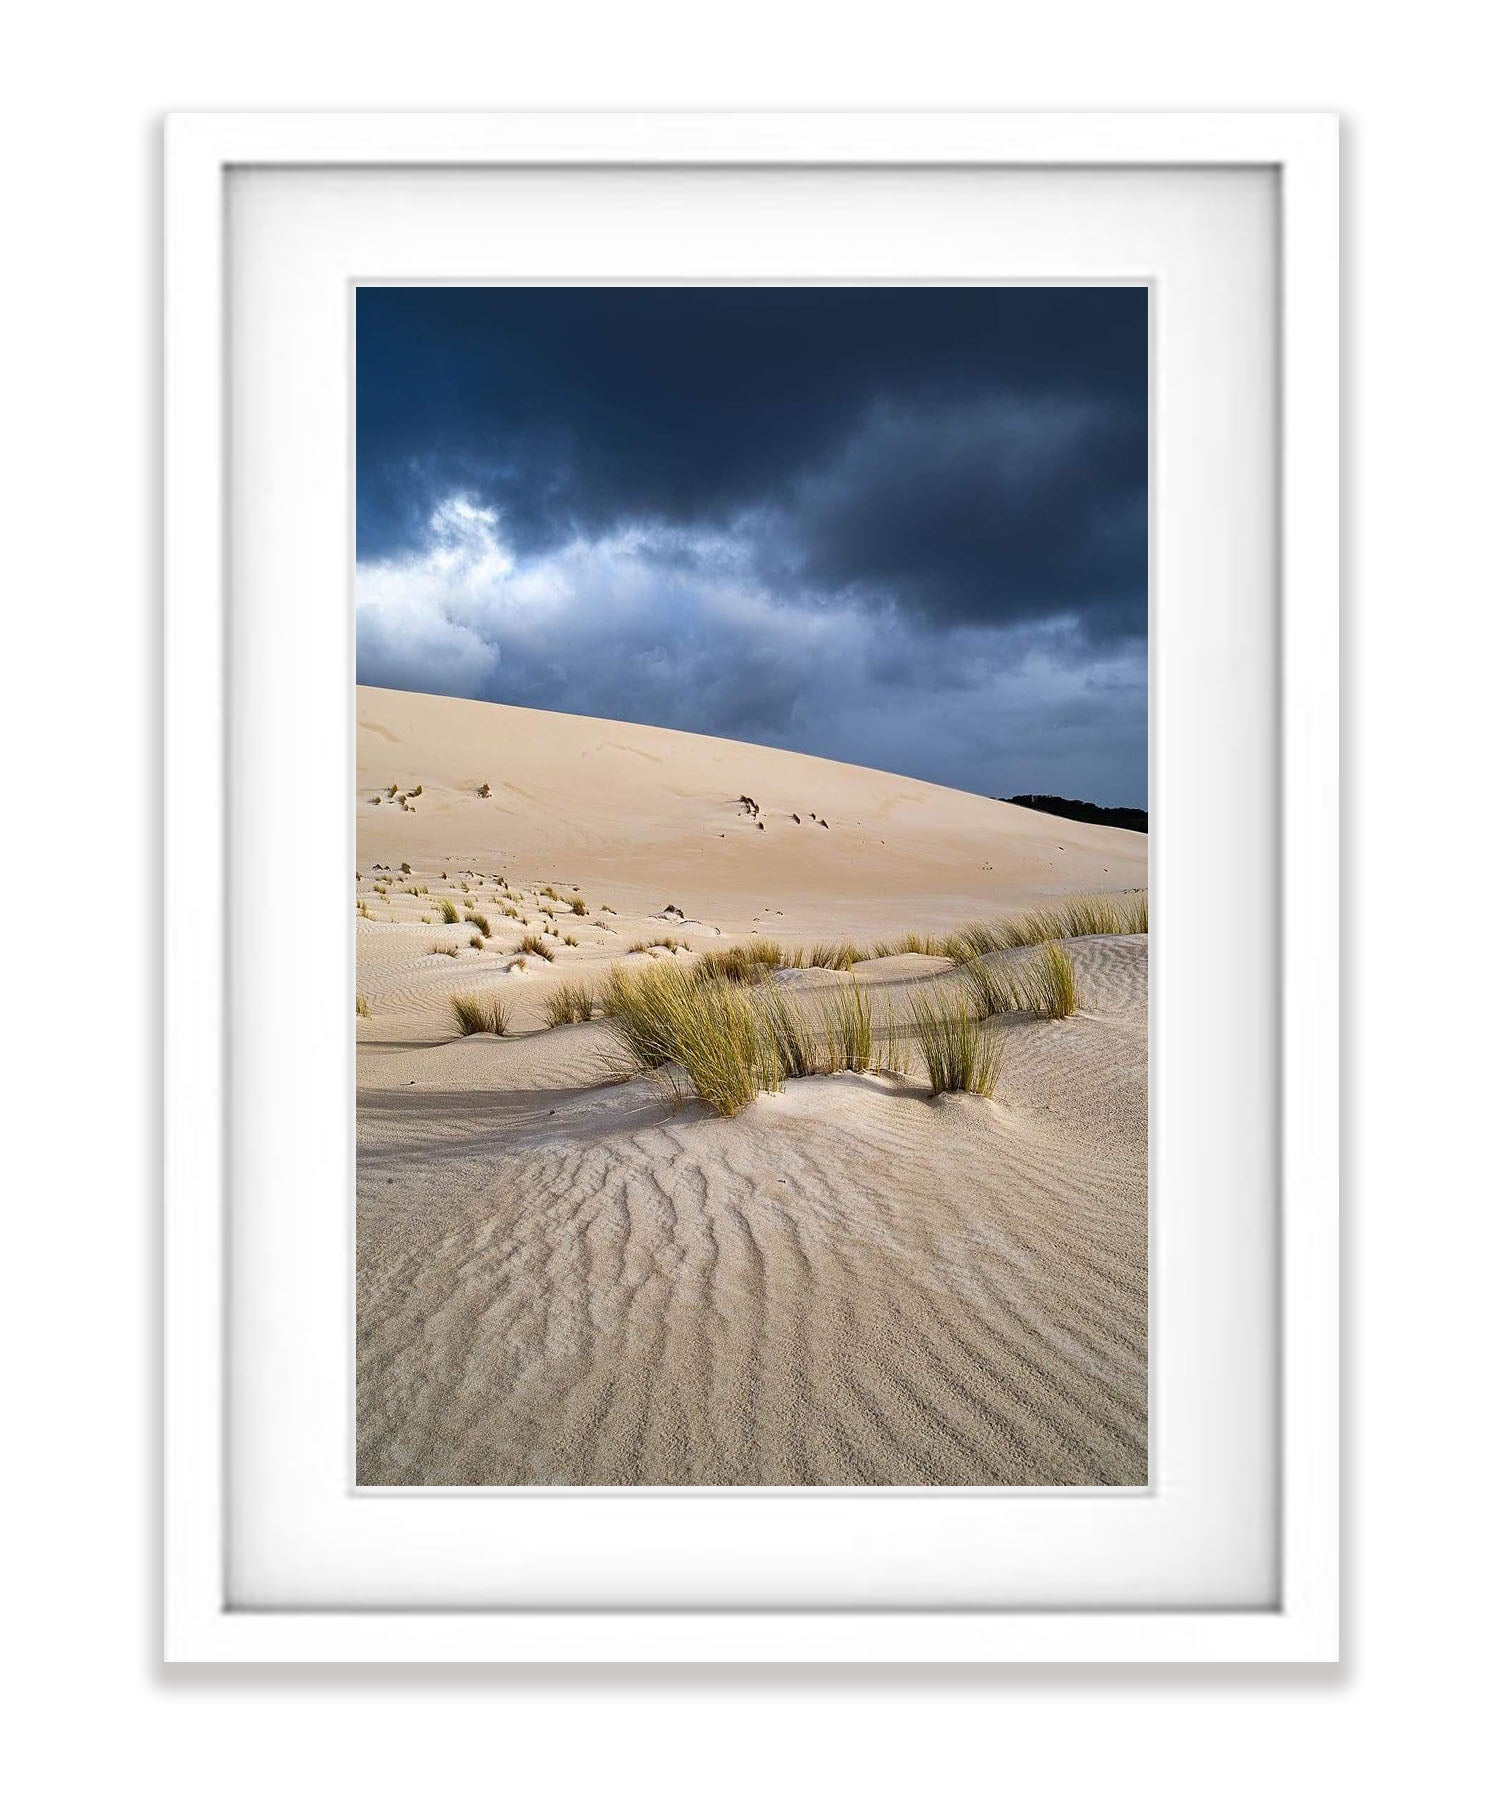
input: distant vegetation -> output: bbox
[1002,793,1147,833]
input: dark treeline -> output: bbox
[1002,794,1148,834]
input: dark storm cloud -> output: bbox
[355,286,1147,804]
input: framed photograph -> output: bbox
[165,112,1338,1662]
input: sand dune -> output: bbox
[356,686,1147,1486]
[357,684,1146,942]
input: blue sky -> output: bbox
[356,286,1147,805]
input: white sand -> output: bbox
[356,685,1147,1485]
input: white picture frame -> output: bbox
[164,111,1338,1663]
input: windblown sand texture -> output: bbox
[356,684,1148,1485]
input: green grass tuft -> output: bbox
[451,991,511,1036]
[544,980,596,1027]
[819,978,875,1072]
[908,990,1002,1097]
[804,941,860,971]
[693,940,791,982]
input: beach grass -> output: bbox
[544,980,596,1027]
[908,990,1002,1097]
[819,977,874,1072]
[451,991,511,1036]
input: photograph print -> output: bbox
[354,285,1148,1487]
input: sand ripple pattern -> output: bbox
[358,937,1147,1486]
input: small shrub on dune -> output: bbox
[437,898,461,925]
[400,862,411,875]
[563,933,578,947]
[568,895,587,916]
[451,991,511,1036]
[466,911,492,938]
[477,783,491,798]
[544,981,596,1027]
[469,933,485,950]
[518,933,555,962]
[909,991,1002,1098]
[387,784,398,798]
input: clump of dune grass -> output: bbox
[428,942,461,958]
[563,933,578,947]
[451,991,511,1036]
[819,978,874,1072]
[629,935,687,956]
[804,941,860,971]
[437,898,461,925]
[469,933,485,950]
[597,962,685,1070]
[356,900,371,919]
[601,961,774,1116]
[387,784,398,798]
[410,785,422,798]
[370,795,382,805]
[517,933,555,962]
[568,895,587,916]
[466,911,491,938]
[909,990,1002,1097]
[868,931,948,960]
[1027,941,1078,1018]
[400,862,411,875]
[693,940,790,982]
[757,984,822,1079]
[500,903,520,920]
[544,980,596,1027]
[960,940,1079,1020]
[355,993,370,1019]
